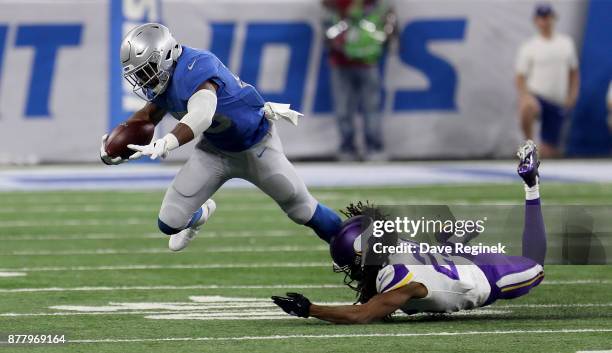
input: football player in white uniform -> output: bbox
[272,141,546,323]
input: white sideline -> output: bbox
[0,280,609,293]
[52,329,612,344]
[4,161,612,191]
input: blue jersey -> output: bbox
[153,46,269,152]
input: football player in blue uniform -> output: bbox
[100,23,342,251]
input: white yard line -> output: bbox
[0,219,150,228]
[0,196,281,205]
[0,280,609,294]
[0,262,330,272]
[41,328,612,344]
[0,233,156,241]
[0,230,307,240]
[542,280,612,285]
[496,303,612,308]
[0,309,511,319]
[1,303,608,318]
[0,217,289,228]
[0,272,26,277]
[0,204,280,213]
[4,245,328,256]
[0,284,345,293]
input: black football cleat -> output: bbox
[517,140,540,187]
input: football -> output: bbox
[104,119,155,159]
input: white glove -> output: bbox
[263,102,303,126]
[128,134,179,160]
[100,134,127,165]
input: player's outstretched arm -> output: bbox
[128,81,218,160]
[272,283,424,324]
[127,102,167,126]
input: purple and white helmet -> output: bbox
[330,215,373,272]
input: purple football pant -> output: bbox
[474,199,546,306]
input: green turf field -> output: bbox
[0,184,610,352]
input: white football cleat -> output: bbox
[168,199,216,252]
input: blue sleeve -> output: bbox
[178,54,221,100]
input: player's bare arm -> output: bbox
[129,102,167,125]
[311,283,426,324]
[272,283,426,324]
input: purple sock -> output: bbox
[522,198,547,265]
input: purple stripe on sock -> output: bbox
[526,198,541,205]
[499,271,544,290]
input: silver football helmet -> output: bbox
[120,23,182,101]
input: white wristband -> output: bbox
[162,133,180,151]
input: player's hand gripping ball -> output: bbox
[101,120,155,164]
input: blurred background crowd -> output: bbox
[0,0,610,164]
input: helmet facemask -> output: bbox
[332,202,397,304]
[332,255,363,291]
[120,23,182,102]
[124,51,171,101]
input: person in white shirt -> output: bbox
[515,3,580,158]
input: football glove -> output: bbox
[271,292,311,318]
[99,134,127,165]
[128,134,178,160]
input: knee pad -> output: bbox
[158,204,190,234]
[264,173,297,204]
[158,218,180,235]
[282,193,317,225]
[285,202,316,225]
[260,172,316,224]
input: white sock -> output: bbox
[524,183,540,200]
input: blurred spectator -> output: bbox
[322,0,397,161]
[607,81,612,133]
[515,3,579,158]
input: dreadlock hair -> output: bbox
[340,201,398,305]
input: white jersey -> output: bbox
[375,241,491,314]
[515,33,578,105]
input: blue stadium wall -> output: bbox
[0,0,608,162]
